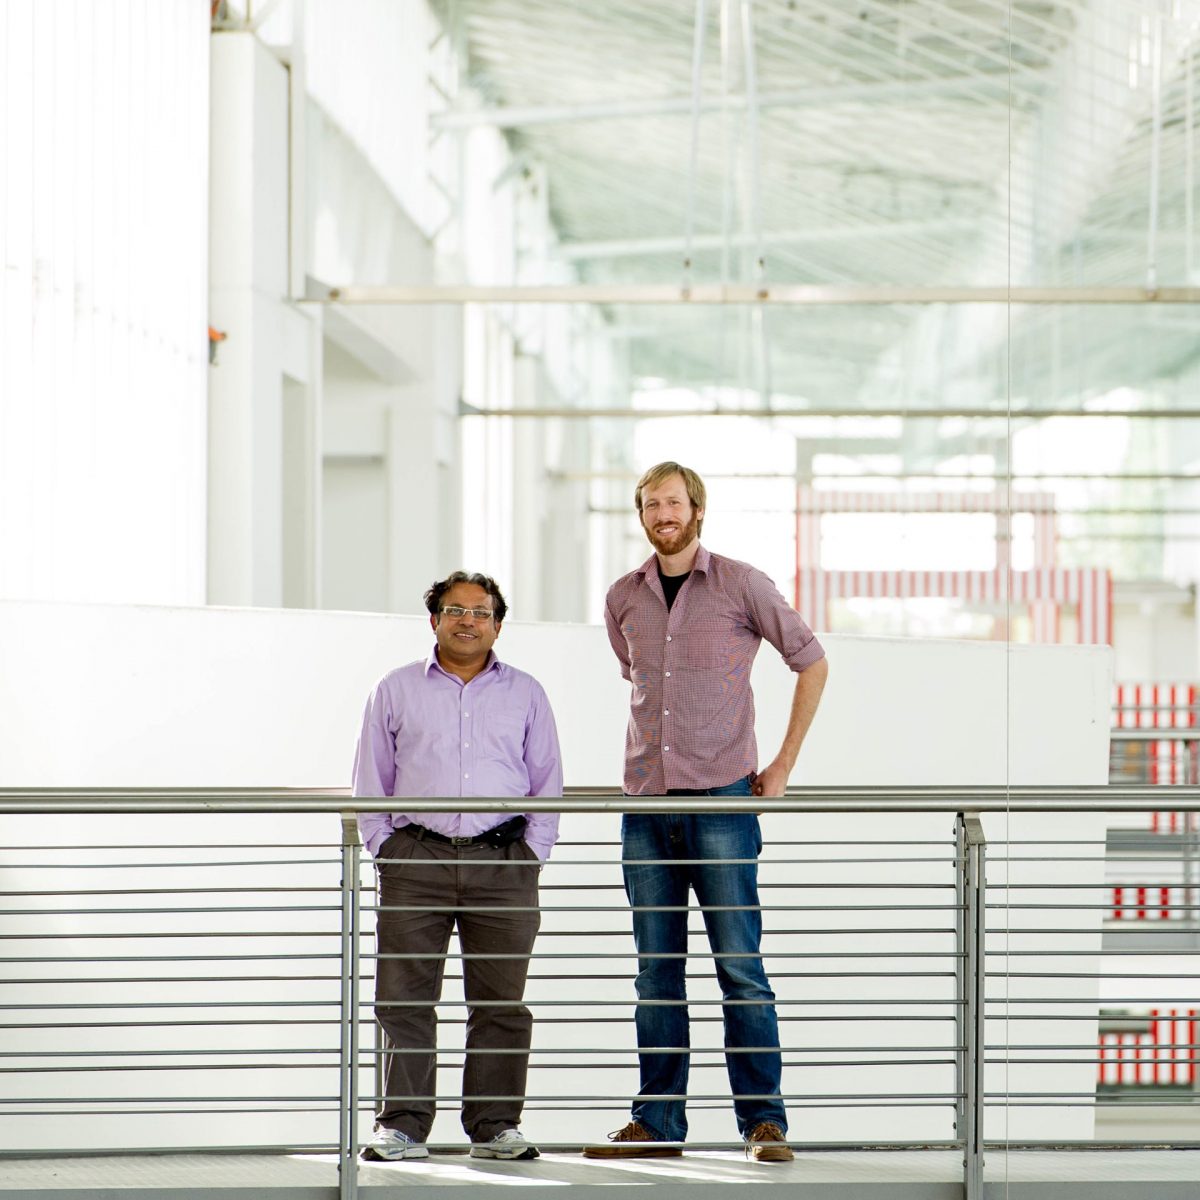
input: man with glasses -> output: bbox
[353,571,562,1163]
[585,462,828,1164]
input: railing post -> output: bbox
[954,814,966,1145]
[960,812,986,1200]
[338,814,362,1200]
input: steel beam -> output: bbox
[459,404,1200,420]
[559,221,977,261]
[430,75,1014,130]
[309,282,1200,306]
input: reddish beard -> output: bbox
[645,511,700,556]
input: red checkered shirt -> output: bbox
[605,545,826,795]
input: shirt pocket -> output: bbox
[680,620,732,669]
[481,713,527,759]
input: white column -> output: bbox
[209,32,318,607]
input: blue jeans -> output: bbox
[621,776,786,1142]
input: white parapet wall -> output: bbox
[0,600,1110,1150]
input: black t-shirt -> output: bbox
[658,566,691,611]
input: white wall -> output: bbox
[0,0,209,607]
[208,32,319,608]
[1114,603,1198,681]
[0,600,1110,1151]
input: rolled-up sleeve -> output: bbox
[743,568,826,673]
[522,681,563,860]
[351,684,398,858]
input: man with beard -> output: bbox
[585,462,828,1164]
[353,571,562,1163]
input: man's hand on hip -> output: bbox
[751,760,789,797]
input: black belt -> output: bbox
[401,815,527,849]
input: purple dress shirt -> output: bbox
[605,545,825,795]
[352,649,563,860]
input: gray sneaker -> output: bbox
[361,1127,429,1161]
[470,1128,540,1160]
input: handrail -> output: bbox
[3,794,1199,1200]
[3,785,1200,812]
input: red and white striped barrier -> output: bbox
[1110,885,1190,921]
[794,567,1112,645]
[1098,1010,1198,1085]
[1112,683,1199,788]
[793,486,1075,641]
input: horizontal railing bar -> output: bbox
[995,926,1200,934]
[0,949,962,964]
[1,906,342,915]
[32,877,1200,890]
[6,786,1200,812]
[988,1142,1200,1151]
[0,1143,340,1159]
[1,1057,962,1074]
[1,954,342,964]
[365,904,965,912]
[0,1001,343,1010]
[537,927,960,936]
[0,1016,958,1034]
[471,880,960,887]
[984,1000,1198,1007]
[0,1095,344,1104]
[0,998,961,1011]
[371,950,959,959]
[0,1106,343,1116]
[987,1057,1198,1065]
[13,859,340,869]
[0,931,349,939]
[984,971,1200,979]
[0,925,962,938]
[0,1140,968,1159]
[0,970,961,985]
[0,887,343,896]
[371,998,962,1007]
[0,1100,958,1115]
[0,1063,348,1074]
[16,855,961,867]
[986,949,1200,956]
[0,1091,964,1104]
[983,902,1200,909]
[0,1044,958,1058]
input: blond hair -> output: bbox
[634,461,706,535]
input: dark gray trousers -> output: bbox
[373,827,541,1142]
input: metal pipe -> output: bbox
[1146,12,1163,292]
[310,282,1200,305]
[461,404,1200,419]
[681,0,708,288]
[961,814,986,1200]
[6,787,1200,813]
[337,817,358,1200]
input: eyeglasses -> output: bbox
[439,606,495,621]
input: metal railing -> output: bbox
[3,787,1200,1200]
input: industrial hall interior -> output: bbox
[4,1,1200,1198]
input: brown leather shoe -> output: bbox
[745,1121,793,1162]
[582,1120,683,1158]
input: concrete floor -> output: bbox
[2,1148,1200,1199]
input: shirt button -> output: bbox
[464,772,470,779]
[664,746,670,752]
[464,742,470,747]
[666,635,672,642]
[665,671,671,678]
[664,709,669,715]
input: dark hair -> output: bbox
[424,571,508,623]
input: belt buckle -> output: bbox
[451,836,473,846]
